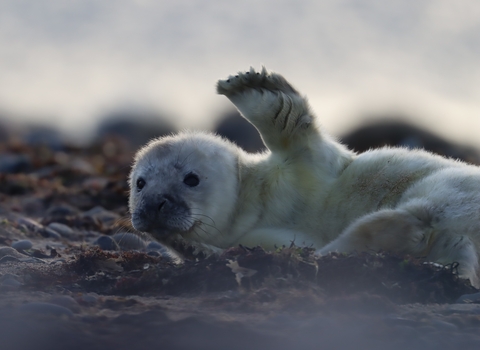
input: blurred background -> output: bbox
[0,0,480,156]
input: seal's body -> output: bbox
[129,67,480,287]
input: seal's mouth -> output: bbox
[131,204,198,235]
[147,218,201,239]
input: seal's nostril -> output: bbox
[158,200,166,211]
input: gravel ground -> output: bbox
[1,134,480,350]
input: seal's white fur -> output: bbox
[130,67,480,287]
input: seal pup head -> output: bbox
[129,131,240,245]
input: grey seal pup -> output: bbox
[129,67,480,287]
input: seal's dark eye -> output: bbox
[136,177,146,191]
[183,173,199,187]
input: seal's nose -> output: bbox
[132,193,190,233]
[156,194,176,213]
[142,194,171,213]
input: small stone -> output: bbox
[83,206,120,227]
[47,222,74,238]
[82,206,107,216]
[431,319,458,331]
[23,126,65,150]
[50,258,66,265]
[0,255,20,263]
[146,241,164,251]
[445,304,480,315]
[145,242,183,263]
[83,177,109,190]
[417,325,436,334]
[0,273,20,281]
[70,158,95,174]
[0,153,31,173]
[0,246,26,258]
[15,216,43,233]
[147,251,161,257]
[112,232,147,250]
[391,325,419,338]
[94,235,119,251]
[43,228,62,239]
[455,292,480,304]
[11,239,33,251]
[80,294,98,305]
[383,316,421,327]
[0,273,23,289]
[46,204,80,218]
[19,256,46,264]
[17,302,74,317]
[48,295,80,312]
[82,230,102,239]
[0,276,22,289]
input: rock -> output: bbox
[383,316,422,327]
[48,295,80,313]
[0,273,21,281]
[50,258,67,265]
[21,197,47,216]
[0,273,23,289]
[82,206,120,227]
[455,292,480,304]
[339,120,480,164]
[0,153,31,173]
[146,241,164,251]
[417,325,436,334]
[15,216,43,233]
[112,232,147,250]
[431,319,458,331]
[81,230,102,239]
[94,235,119,251]
[391,325,419,338]
[0,274,23,289]
[17,302,74,317]
[82,177,109,191]
[147,251,161,257]
[0,255,20,263]
[444,304,480,314]
[145,241,183,263]
[46,204,80,217]
[95,111,176,148]
[79,294,98,305]
[43,228,62,239]
[47,222,74,238]
[70,158,95,174]
[17,256,46,264]
[22,125,65,150]
[0,246,26,259]
[11,239,33,251]
[1,278,22,287]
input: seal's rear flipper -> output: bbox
[317,205,480,288]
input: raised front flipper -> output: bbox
[217,67,317,153]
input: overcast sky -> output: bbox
[1,0,480,144]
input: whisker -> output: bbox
[192,226,206,238]
[193,219,223,237]
[190,213,218,227]
[189,208,218,227]
[193,224,214,239]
